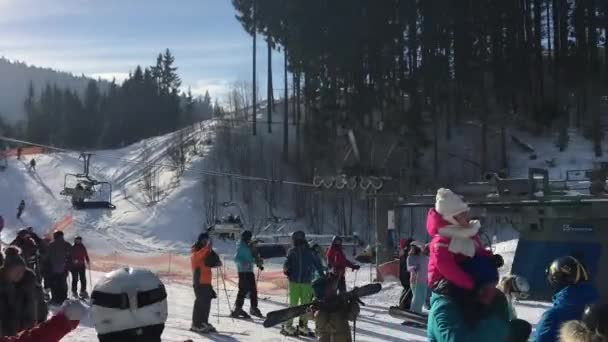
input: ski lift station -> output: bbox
[398,167,608,301]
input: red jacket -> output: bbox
[2,313,78,342]
[427,209,492,290]
[71,244,89,266]
[326,244,355,276]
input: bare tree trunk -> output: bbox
[267,40,273,133]
[283,51,289,162]
[252,0,257,136]
[296,73,302,164]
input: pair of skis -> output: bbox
[388,306,428,328]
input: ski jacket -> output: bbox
[46,238,72,274]
[399,254,410,288]
[326,245,355,277]
[407,255,429,285]
[427,292,510,342]
[191,245,212,286]
[0,313,78,342]
[427,209,492,290]
[70,244,89,267]
[9,238,37,267]
[0,269,41,336]
[284,246,324,284]
[314,297,360,342]
[235,241,254,273]
[534,282,600,342]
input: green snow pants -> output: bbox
[286,282,314,327]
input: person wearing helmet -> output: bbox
[190,232,218,333]
[232,230,263,319]
[282,230,325,337]
[534,256,600,342]
[70,236,90,299]
[326,235,360,294]
[498,274,530,319]
[560,302,608,342]
[46,231,72,305]
[91,268,168,342]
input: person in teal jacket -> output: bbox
[427,255,530,342]
[232,231,263,318]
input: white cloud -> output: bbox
[188,78,232,100]
[89,72,130,84]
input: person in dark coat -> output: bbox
[534,256,600,342]
[398,238,414,309]
[0,246,47,336]
[10,230,38,271]
[313,273,360,342]
[16,201,25,220]
[46,231,72,305]
[70,236,89,298]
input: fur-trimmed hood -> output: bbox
[560,321,595,342]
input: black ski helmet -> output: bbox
[291,230,306,245]
[53,230,64,240]
[582,303,608,336]
[546,256,589,290]
[241,230,253,242]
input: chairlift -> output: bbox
[207,201,246,240]
[60,153,116,210]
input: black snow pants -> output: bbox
[337,275,347,295]
[71,265,87,294]
[50,272,68,304]
[192,284,214,327]
[235,272,258,310]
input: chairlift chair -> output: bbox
[60,153,116,210]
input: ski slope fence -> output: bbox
[88,251,289,296]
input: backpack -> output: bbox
[205,249,222,268]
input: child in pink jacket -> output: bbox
[427,188,494,292]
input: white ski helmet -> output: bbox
[91,268,168,341]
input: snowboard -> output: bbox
[263,283,382,328]
[388,306,428,328]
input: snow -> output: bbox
[0,125,554,341]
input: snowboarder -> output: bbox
[326,235,360,294]
[28,159,35,172]
[560,302,608,342]
[90,268,168,342]
[312,272,360,342]
[46,231,72,305]
[190,232,218,333]
[16,200,25,220]
[0,246,48,336]
[282,230,325,337]
[407,242,429,314]
[70,236,89,299]
[232,230,263,319]
[534,256,600,342]
[398,238,414,310]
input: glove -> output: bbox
[258,265,265,271]
[493,254,505,268]
[352,264,361,271]
[61,300,88,321]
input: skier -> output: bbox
[232,230,263,319]
[282,230,325,337]
[407,242,429,314]
[16,201,25,220]
[16,148,21,160]
[312,272,360,342]
[560,302,608,342]
[90,268,168,342]
[398,238,413,310]
[70,236,89,299]
[0,246,47,336]
[190,232,218,333]
[534,256,600,342]
[10,229,38,271]
[0,300,85,342]
[326,236,360,294]
[498,274,530,319]
[28,159,35,172]
[46,231,72,305]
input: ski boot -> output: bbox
[250,307,264,318]
[230,308,251,319]
[203,323,217,333]
[79,291,89,300]
[297,324,315,337]
[280,325,298,337]
[72,291,79,299]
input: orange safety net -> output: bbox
[3,147,44,157]
[88,251,289,296]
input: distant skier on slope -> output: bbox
[90,268,168,342]
[16,200,25,220]
[70,236,89,299]
[326,236,360,294]
[282,231,325,337]
[29,159,36,172]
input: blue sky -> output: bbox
[0,0,284,101]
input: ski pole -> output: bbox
[353,270,359,288]
[218,260,234,322]
[87,262,93,297]
[353,315,357,342]
[216,269,220,324]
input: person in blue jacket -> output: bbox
[427,255,532,342]
[534,256,600,342]
[282,231,325,337]
[232,230,263,319]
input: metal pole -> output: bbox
[216,268,220,324]
[373,191,379,282]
